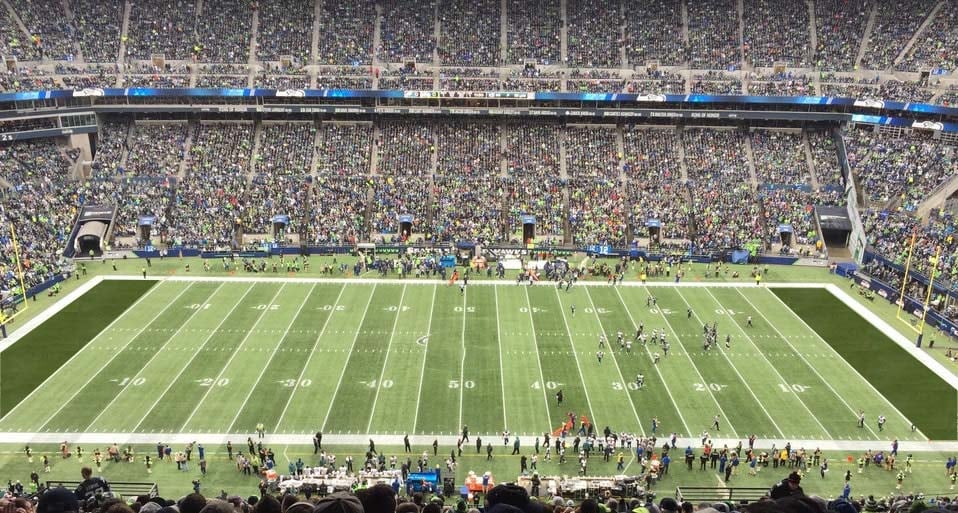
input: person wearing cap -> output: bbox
[769,471,804,499]
[659,498,679,513]
[315,492,364,513]
[38,487,79,513]
[487,484,544,513]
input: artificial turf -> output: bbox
[0,279,157,415]
[772,288,957,440]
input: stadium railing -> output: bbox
[45,481,159,499]
[674,486,769,504]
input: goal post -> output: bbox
[895,230,917,332]
[895,228,941,336]
[917,245,943,335]
[1,221,30,328]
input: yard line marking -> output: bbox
[744,288,889,440]
[674,288,786,439]
[412,284,438,433]
[31,283,198,431]
[564,286,644,435]
[552,288,597,427]
[224,284,313,433]
[273,284,347,431]
[702,288,832,438]
[126,283,258,432]
[321,284,378,431]
[366,284,408,433]
[493,286,510,432]
[523,286,556,430]
[457,286,467,433]
[0,280,174,425]
[623,286,733,437]
[81,282,233,432]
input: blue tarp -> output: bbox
[836,262,858,277]
[731,250,750,264]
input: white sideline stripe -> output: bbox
[0,277,163,422]
[0,276,105,353]
[826,284,958,391]
[674,288,786,438]
[774,287,937,434]
[101,275,833,288]
[2,431,957,452]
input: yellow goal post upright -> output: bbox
[895,228,942,336]
[0,219,30,328]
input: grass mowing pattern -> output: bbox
[0,280,934,443]
[0,280,157,415]
[772,288,957,440]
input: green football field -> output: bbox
[1,276,953,446]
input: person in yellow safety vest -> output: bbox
[755,273,762,286]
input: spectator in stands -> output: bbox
[769,472,804,500]
[356,484,397,513]
[38,488,79,513]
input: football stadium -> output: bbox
[0,0,957,512]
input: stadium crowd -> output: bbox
[0,110,952,333]
[622,127,688,242]
[742,0,811,68]
[1,0,958,110]
[170,123,254,248]
[566,127,625,246]
[624,0,684,68]
[844,130,957,212]
[859,0,937,71]
[0,120,936,260]
[0,140,77,293]
[683,129,762,251]
[503,124,564,239]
